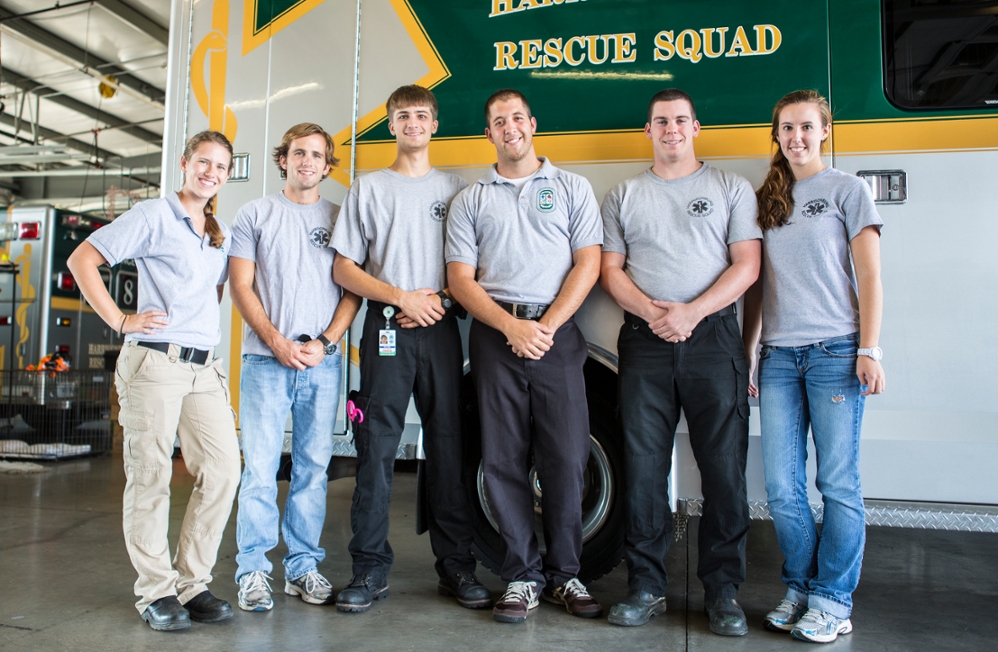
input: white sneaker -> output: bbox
[237,571,274,612]
[791,608,853,643]
[284,569,334,605]
[764,598,806,632]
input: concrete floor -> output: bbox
[0,456,994,652]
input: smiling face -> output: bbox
[777,102,829,176]
[645,99,700,165]
[388,104,438,152]
[485,97,537,165]
[180,141,231,201]
[281,133,332,192]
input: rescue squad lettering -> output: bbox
[494,25,782,70]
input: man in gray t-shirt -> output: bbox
[331,85,490,613]
[229,124,360,612]
[599,90,762,636]
[447,89,604,624]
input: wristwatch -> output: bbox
[316,334,336,355]
[857,346,883,361]
[437,290,453,310]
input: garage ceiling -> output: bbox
[0,0,169,214]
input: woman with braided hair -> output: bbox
[68,130,241,631]
[743,91,885,644]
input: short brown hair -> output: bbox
[484,89,532,128]
[386,85,439,121]
[647,88,697,123]
[272,123,338,179]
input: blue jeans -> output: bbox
[235,352,342,581]
[759,334,866,619]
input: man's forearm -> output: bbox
[231,281,283,348]
[334,255,404,305]
[693,264,755,316]
[323,290,362,343]
[599,266,656,321]
[688,257,760,319]
[447,264,519,333]
[541,247,600,331]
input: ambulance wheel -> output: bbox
[461,358,625,583]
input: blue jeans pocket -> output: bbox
[819,337,859,358]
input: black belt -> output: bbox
[137,341,212,365]
[624,303,736,327]
[498,301,549,320]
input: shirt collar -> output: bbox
[165,191,190,221]
[478,156,561,185]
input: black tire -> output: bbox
[461,357,625,583]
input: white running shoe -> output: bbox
[284,569,335,605]
[237,570,274,612]
[792,608,853,643]
[765,598,807,632]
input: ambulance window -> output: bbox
[883,0,998,109]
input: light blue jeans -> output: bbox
[235,352,342,581]
[759,334,866,619]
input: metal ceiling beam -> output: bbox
[95,0,168,46]
[0,4,166,104]
[0,166,161,178]
[1,67,162,145]
[0,112,117,161]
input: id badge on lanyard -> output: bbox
[379,306,396,356]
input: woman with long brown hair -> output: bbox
[742,91,885,643]
[68,131,241,631]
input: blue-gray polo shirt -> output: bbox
[446,157,603,305]
[88,192,230,349]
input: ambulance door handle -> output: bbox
[857,170,907,204]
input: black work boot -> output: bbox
[437,571,492,609]
[607,591,666,626]
[183,590,233,623]
[141,596,191,631]
[705,597,749,636]
[335,573,389,613]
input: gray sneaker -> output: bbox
[765,598,806,632]
[238,571,274,612]
[791,608,853,643]
[284,570,335,605]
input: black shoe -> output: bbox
[705,597,748,636]
[183,590,233,623]
[438,571,492,609]
[607,591,666,626]
[335,573,389,613]
[141,596,191,631]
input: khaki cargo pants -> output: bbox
[115,341,241,613]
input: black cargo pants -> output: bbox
[348,302,477,579]
[618,308,750,601]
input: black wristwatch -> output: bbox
[437,290,453,310]
[316,334,336,355]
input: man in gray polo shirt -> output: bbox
[447,88,604,624]
[599,89,762,636]
[229,123,360,611]
[331,85,490,613]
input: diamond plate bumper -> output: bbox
[675,499,998,535]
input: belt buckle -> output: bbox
[179,347,195,363]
